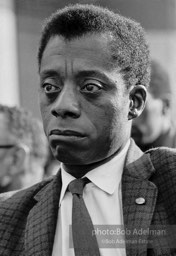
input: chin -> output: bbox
[54,148,84,165]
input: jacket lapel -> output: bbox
[24,170,62,256]
[122,140,158,256]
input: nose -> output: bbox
[51,83,81,119]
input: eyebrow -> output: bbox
[0,145,15,149]
[40,70,60,78]
[75,70,108,80]
[40,69,110,79]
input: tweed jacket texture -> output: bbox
[0,140,176,256]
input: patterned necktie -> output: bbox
[68,178,100,256]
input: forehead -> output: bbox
[40,33,117,72]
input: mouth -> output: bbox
[49,129,85,138]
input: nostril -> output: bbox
[69,112,79,119]
[51,108,80,119]
[51,109,59,118]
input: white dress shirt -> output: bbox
[52,140,130,256]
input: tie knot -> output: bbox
[68,177,89,196]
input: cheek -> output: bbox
[97,97,129,137]
[39,102,50,134]
[81,98,113,142]
[110,97,129,124]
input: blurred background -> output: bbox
[0,0,176,119]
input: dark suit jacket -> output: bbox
[0,140,176,256]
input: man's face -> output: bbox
[132,93,164,145]
[39,33,131,165]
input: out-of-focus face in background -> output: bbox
[132,92,165,145]
[0,105,48,193]
[132,60,173,151]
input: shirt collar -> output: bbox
[59,139,130,204]
[59,168,75,206]
[85,139,130,194]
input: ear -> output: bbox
[162,97,171,115]
[128,85,147,120]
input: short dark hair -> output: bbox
[0,104,48,163]
[38,4,150,88]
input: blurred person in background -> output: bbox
[132,60,176,151]
[0,104,48,192]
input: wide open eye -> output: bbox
[81,80,103,93]
[43,83,60,94]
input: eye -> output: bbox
[42,83,60,94]
[81,80,103,93]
